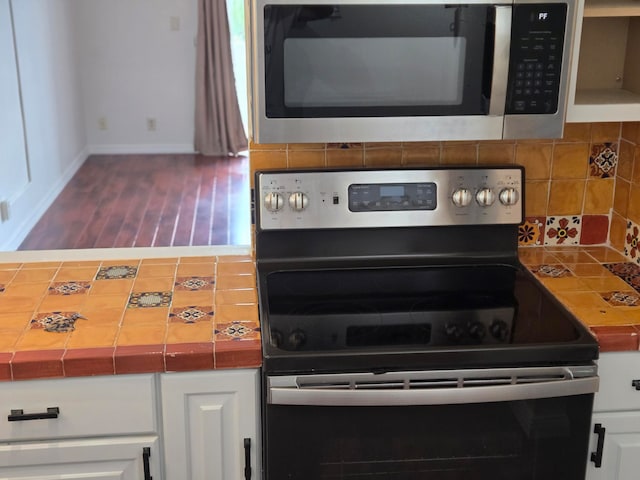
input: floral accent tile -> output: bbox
[545,216,581,246]
[518,217,545,246]
[30,312,86,333]
[589,143,618,178]
[174,276,215,291]
[169,306,214,323]
[127,291,173,308]
[529,264,573,278]
[600,291,640,307]
[603,263,640,293]
[625,220,640,264]
[48,281,91,295]
[214,321,260,341]
[96,265,138,280]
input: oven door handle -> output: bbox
[268,375,599,406]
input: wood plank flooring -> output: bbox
[18,154,251,250]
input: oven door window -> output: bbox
[263,5,495,118]
[265,394,593,480]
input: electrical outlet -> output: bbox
[0,201,10,223]
[147,117,157,131]
[98,117,108,130]
[170,16,180,31]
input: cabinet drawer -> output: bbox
[0,374,157,442]
[594,352,640,412]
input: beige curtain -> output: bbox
[195,0,247,156]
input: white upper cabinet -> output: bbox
[567,0,640,122]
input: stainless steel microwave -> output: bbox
[247,0,577,143]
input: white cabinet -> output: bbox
[567,0,640,122]
[160,369,261,480]
[0,436,160,480]
[586,352,640,479]
[0,374,161,480]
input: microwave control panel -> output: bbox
[505,3,567,115]
[257,167,523,230]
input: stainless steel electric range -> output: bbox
[254,166,599,480]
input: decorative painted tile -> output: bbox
[30,312,87,333]
[174,276,215,291]
[545,216,581,246]
[518,217,545,246]
[169,306,214,323]
[603,263,640,293]
[529,264,573,278]
[604,262,640,278]
[589,143,618,178]
[48,281,91,295]
[128,291,173,308]
[624,220,640,264]
[580,215,609,245]
[214,321,260,341]
[96,265,138,280]
[600,291,640,306]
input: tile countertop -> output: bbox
[2,245,640,382]
[0,253,261,381]
[520,245,640,353]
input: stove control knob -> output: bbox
[288,329,307,350]
[499,187,519,206]
[468,321,486,341]
[476,188,496,207]
[264,192,284,212]
[452,188,472,207]
[489,320,509,342]
[289,192,309,212]
[270,330,283,348]
[445,323,464,343]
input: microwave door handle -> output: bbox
[489,5,512,116]
[269,376,599,406]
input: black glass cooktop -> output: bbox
[259,264,599,374]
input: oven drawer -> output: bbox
[594,352,640,412]
[0,374,157,442]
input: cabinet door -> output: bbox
[586,412,640,480]
[161,369,261,480]
[0,435,160,479]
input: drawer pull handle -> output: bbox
[244,438,252,480]
[632,380,640,390]
[8,407,60,422]
[590,423,606,468]
[143,447,152,480]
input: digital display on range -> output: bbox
[348,182,437,212]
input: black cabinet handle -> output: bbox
[590,423,606,468]
[143,447,152,480]
[632,380,640,390]
[8,407,60,422]
[244,438,252,480]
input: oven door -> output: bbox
[264,366,598,480]
[251,0,511,143]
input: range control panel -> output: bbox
[257,167,524,230]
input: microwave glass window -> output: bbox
[264,5,494,118]
[283,37,466,107]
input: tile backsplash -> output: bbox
[249,122,640,255]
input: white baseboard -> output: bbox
[87,144,196,155]
[1,146,90,251]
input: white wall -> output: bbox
[74,0,198,154]
[0,0,29,204]
[0,0,87,250]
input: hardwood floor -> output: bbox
[18,154,251,250]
